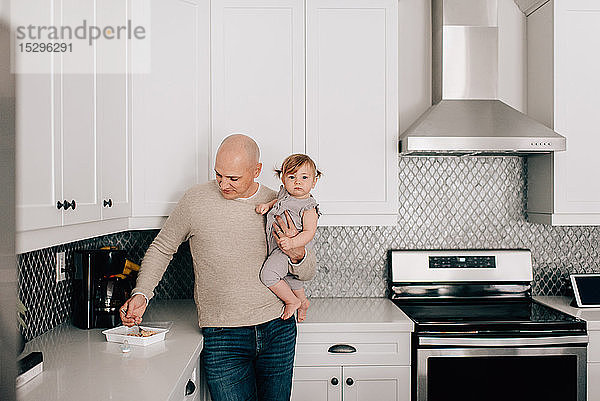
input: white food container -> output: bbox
[102,325,169,346]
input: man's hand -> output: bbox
[279,237,295,251]
[120,294,147,327]
[272,211,306,263]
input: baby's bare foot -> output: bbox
[297,298,310,322]
[282,299,301,320]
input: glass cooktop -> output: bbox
[393,299,587,334]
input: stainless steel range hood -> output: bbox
[400,0,566,155]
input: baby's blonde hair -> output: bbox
[275,154,322,179]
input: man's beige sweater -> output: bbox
[133,180,316,327]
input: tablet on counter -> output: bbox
[570,274,600,308]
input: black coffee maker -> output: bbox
[73,248,136,329]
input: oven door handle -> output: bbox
[419,335,589,347]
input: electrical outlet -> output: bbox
[56,252,66,283]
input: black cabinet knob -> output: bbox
[63,199,77,210]
[331,377,339,386]
[103,199,113,207]
[185,380,196,396]
[346,378,354,386]
[57,200,64,209]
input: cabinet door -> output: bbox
[291,366,342,401]
[15,0,62,231]
[211,0,305,191]
[554,0,600,216]
[589,363,600,401]
[60,0,101,225]
[342,366,410,401]
[131,0,210,217]
[306,0,398,226]
[97,0,130,220]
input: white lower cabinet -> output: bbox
[171,355,202,401]
[293,329,411,401]
[292,366,342,401]
[292,365,409,401]
[589,363,600,401]
[342,366,410,401]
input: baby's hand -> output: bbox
[279,237,294,251]
[255,203,270,215]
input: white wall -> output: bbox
[498,0,527,112]
[398,0,431,134]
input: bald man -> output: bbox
[120,134,316,401]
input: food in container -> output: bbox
[102,325,169,346]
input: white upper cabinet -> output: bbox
[16,0,400,252]
[15,1,61,231]
[60,0,100,226]
[16,0,102,230]
[211,0,305,191]
[211,0,398,224]
[97,0,130,220]
[527,0,600,225]
[131,0,210,218]
[306,0,398,225]
[15,0,131,251]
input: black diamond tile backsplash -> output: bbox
[18,156,600,340]
[17,230,193,340]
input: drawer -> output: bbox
[295,331,411,367]
[588,331,600,363]
[169,355,201,401]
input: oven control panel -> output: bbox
[429,256,496,269]
[389,250,532,282]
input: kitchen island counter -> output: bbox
[17,299,202,401]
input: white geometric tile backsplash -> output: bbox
[17,156,600,340]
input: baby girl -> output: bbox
[255,154,321,321]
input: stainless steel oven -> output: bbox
[417,337,587,401]
[388,249,588,401]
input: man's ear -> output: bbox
[254,163,262,178]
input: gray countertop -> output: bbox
[298,297,414,332]
[535,296,600,331]
[16,297,412,401]
[17,299,203,401]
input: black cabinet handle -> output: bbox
[63,199,76,210]
[346,378,354,386]
[103,199,113,207]
[331,377,339,385]
[57,200,64,209]
[185,379,196,396]
[327,344,357,354]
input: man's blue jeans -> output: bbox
[201,316,297,401]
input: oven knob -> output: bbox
[346,378,354,386]
[331,378,339,386]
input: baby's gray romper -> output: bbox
[261,186,319,290]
